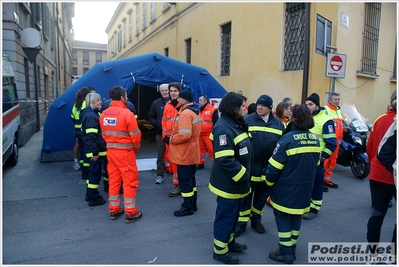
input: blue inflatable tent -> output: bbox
[41,52,227,162]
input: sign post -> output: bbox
[326,53,347,78]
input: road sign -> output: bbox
[326,53,347,78]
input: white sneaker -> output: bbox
[155,176,164,184]
[72,162,81,170]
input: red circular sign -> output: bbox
[330,55,343,71]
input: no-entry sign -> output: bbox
[326,53,347,78]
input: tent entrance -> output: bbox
[128,84,160,121]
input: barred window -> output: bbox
[220,22,232,76]
[83,51,89,65]
[186,38,192,64]
[283,3,306,71]
[361,3,381,75]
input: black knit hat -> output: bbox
[306,93,320,107]
[178,90,194,102]
[256,95,273,110]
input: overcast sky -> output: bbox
[72,2,120,44]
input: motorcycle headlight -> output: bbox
[353,136,362,145]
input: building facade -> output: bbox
[72,40,107,79]
[106,2,396,123]
[2,2,74,146]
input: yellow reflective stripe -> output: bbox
[292,239,298,245]
[86,153,93,157]
[181,191,194,197]
[179,129,192,134]
[324,148,333,156]
[214,246,228,254]
[107,143,134,149]
[99,151,107,156]
[248,126,283,135]
[86,128,98,134]
[83,162,90,167]
[271,200,311,215]
[251,175,264,182]
[232,166,246,182]
[87,183,99,189]
[209,133,214,140]
[286,146,321,156]
[251,206,262,215]
[269,157,284,170]
[208,183,250,199]
[279,240,293,246]
[238,217,250,223]
[74,124,81,129]
[214,238,228,248]
[102,131,129,136]
[265,179,275,186]
[278,231,291,238]
[292,230,300,236]
[233,132,249,145]
[215,149,234,158]
[311,199,322,205]
[310,203,321,210]
[239,209,251,216]
[323,133,336,139]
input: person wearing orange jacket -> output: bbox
[167,90,202,216]
[323,92,343,189]
[99,86,142,224]
[162,83,182,197]
[197,94,219,170]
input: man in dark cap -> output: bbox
[167,90,202,216]
[303,93,336,220]
[235,94,285,236]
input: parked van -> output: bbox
[2,53,20,166]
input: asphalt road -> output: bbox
[2,129,396,265]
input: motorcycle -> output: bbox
[336,103,370,179]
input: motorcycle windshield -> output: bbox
[340,103,369,132]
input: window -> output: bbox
[283,3,306,71]
[83,68,89,74]
[43,4,50,40]
[164,47,169,57]
[142,3,147,29]
[118,30,122,51]
[72,51,77,64]
[185,38,192,64]
[360,3,381,75]
[33,3,42,30]
[136,6,140,34]
[72,67,77,76]
[220,22,232,76]
[123,22,126,47]
[96,52,102,63]
[315,14,332,56]
[83,51,89,65]
[150,2,156,21]
[129,14,133,41]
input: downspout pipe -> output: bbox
[301,3,311,103]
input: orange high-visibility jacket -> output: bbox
[100,101,141,151]
[169,103,202,165]
[200,103,217,135]
[325,103,343,140]
[162,100,178,138]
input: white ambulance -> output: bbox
[2,53,20,166]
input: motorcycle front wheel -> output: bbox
[351,157,370,179]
